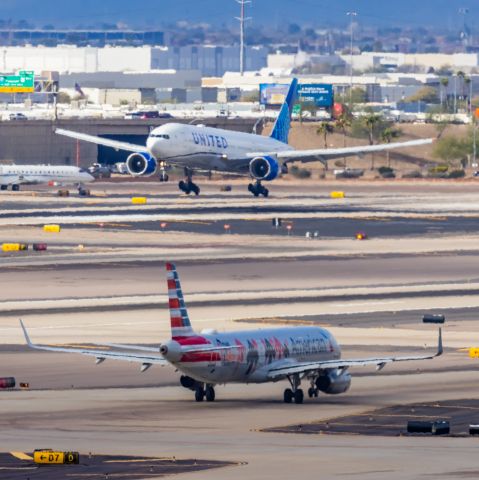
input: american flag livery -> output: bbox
[166,262,195,338]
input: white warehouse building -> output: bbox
[1,45,268,76]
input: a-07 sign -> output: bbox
[33,450,80,465]
[0,70,34,93]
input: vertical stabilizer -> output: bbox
[166,263,195,338]
[269,78,298,144]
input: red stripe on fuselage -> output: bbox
[167,279,177,290]
[173,335,210,345]
[180,352,221,363]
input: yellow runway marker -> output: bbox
[10,452,33,461]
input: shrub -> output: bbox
[402,170,423,178]
[290,165,312,179]
[448,169,465,178]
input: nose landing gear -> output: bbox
[158,162,169,182]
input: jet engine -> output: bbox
[249,156,280,181]
[125,152,157,176]
[180,375,201,391]
[315,370,351,395]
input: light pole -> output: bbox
[236,0,251,76]
[347,11,357,106]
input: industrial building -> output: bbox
[0,45,268,77]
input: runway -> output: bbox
[2,180,479,479]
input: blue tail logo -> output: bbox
[269,78,298,144]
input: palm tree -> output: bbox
[454,70,466,115]
[335,114,352,167]
[316,122,334,172]
[316,122,334,148]
[440,77,449,111]
[464,77,472,115]
[363,113,382,170]
[380,127,401,168]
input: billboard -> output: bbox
[259,82,334,107]
[0,70,35,93]
[297,84,333,107]
[259,83,289,106]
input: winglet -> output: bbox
[436,328,443,357]
[19,319,33,347]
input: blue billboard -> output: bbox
[297,84,334,107]
[259,83,334,107]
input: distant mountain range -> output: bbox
[1,0,478,29]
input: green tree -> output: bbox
[405,86,439,104]
[335,87,368,105]
[432,135,470,167]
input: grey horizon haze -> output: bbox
[1,0,478,28]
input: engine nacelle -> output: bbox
[126,152,157,177]
[316,370,351,395]
[180,375,201,391]
[249,156,280,181]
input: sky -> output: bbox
[1,0,479,29]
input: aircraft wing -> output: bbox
[247,138,434,164]
[20,320,168,366]
[55,128,146,153]
[267,328,442,379]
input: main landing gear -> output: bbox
[78,185,90,196]
[195,384,216,402]
[248,180,268,198]
[179,167,200,196]
[283,374,304,404]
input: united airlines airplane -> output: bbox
[55,78,433,197]
[0,164,94,194]
[21,263,442,404]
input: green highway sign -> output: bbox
[0,70,34,93]
[292,104,302,115]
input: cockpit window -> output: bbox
[79,168,88,173]
[150,134,170,139]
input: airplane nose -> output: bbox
[146,136,156,152]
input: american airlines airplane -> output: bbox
[20,263,443,404]
[0,164,94,194]
[55,78,433,197]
